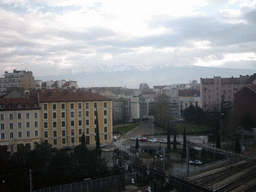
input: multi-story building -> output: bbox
[179,89,201,116]
[38,89,112,148]
[200,75,251,111]
[0,69,35,94]
[35,80,78,90]
[0,96,41,152]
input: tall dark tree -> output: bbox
[135,138,139,150]
[183,127,186,153]
[235,138,241,154]
[173,132,177,151]
[95,109,101,154]
[81,132,86,146]
[167,121,171,151]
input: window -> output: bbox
[62,138,65,144]
[104,110,107,116]
[17,104,22,108]
[43,103,47,110]
[71,129,75,136]
[10,132,14,139]
[208,95,210,99]
[44,113,48,119]
[70,103,74,109]
[25,103,30,108]
[71,111,74,118]
[18,113,21,119]
[104,102,107,108]
[34,112,38,119]
[217,87,219,91]
[86,128,89,134]
[85,102,89,109]
[104,134,107,140]
[61,103,65,109]
[61,112,65,118]
[204,95,206,99]
[62,121,65,127]
[94,119,97,125]
[78,111,82,118]
[71,137,75,144]
[53,121,57,128]
[9,113,14,120]
[53,139,57,145]
[0,105,4,109]
[9,123,13,129]
[53,112,57,119]
[52,103,57,110]
[27,131,30,138]
[26,122,30,128]
[104,127,107,133]
[18,132,22,138]
[79,137,82,143]
[94,127,97,133]
[34,121,38,128]
[78,120,82,126]
[78,103,82,109]
[1,133,5,139]
[26,112,30,119]
[35,130,38,137]
[85,111,89,117]
[217,93,219,96]
[94,102,97,108]
[79,129,82,135]
[53,131,57,137]
[44,122,48,128]
[71,120,74,127]
[86,119,89,125]
[94,110,97,116]
[44,131,48,138]
[104,118,107,124]
[62,130,65,136]
[0,114,4,120]
[18,122,22,129]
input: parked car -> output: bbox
[140,137,148,142]
[149,138,158,143]
[189,160,203,165]
[100,143,107,147]
[159,139,167,143]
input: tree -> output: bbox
[167,121,171,151]
[135,138,139,150]
[183,127,186,153]
[94,109,101,155]
[183,105,205,124]
[173,132,177,151]
[235,138,241,154]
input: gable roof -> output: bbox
[38,89,112,103]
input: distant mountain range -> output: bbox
[37,65,256,89]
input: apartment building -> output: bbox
[0,97,41,152]
[38,89,112,148]
[0,69,35,94]
[179,89,201,116]
[200,75,251,111]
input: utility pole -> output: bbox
[186,142,190,177]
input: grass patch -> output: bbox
[113,123,141,134]
[175,124,209,135]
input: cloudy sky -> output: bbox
[1,0,256,86]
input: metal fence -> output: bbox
[33,175,120,192]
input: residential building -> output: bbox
[200,75,251,111]
[179,89,201,116]
[0,96,41,152]
[234,85,256,127]
[38,89,112,148]
[36,80,78,90]
[0,69,35,94]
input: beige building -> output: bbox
[0,69,35,94]
[0,97,41,152]
[38,89,113,149]
[200,75,251,111]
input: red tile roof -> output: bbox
[38,90,112,103]
[0,97,39,110]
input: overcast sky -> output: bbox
[1,0,256,84]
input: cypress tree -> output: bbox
[173,132,177,151]
[167,121,171,151]
[95,109,101,155]
[183,127,186,153]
